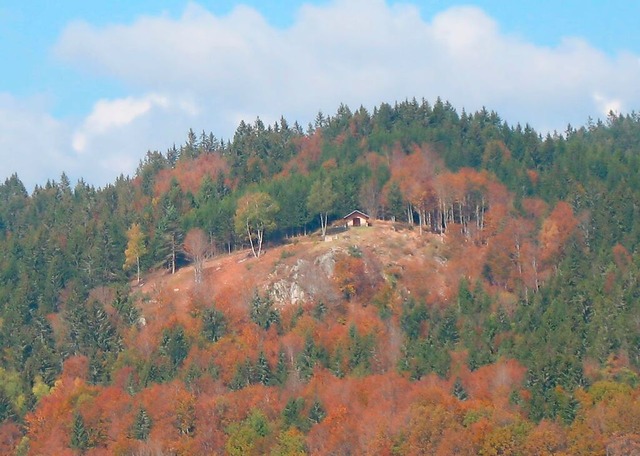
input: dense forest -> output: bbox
[2,98,640,454]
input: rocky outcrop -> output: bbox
[269,249,343,307]
[314,248,341,278]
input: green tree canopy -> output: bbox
[234,191,279,258]
[307,177,337,237]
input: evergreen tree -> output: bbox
[348,324,374,375]
[230,359,254,391]
[282,397,305,430]
[297,335,318,381]
[160,325,190,371]
[452,377,468,401]
[250,292,280,331]
[201,307,226,342]
[0,389,15,422]
[131,407,152,440]
[256,351,272,386]
[70,413,90,453]
[155,202,183,274]
[386,181,405,222]
[308,399,326,425]
[274,349,289,386]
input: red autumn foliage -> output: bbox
[539,201,579,267]
[154,153,229,196]
[0,421,22,456]
[612,243,633,273]
[521,197,548,219]
[526,168,539,186]
[279,131,324,177]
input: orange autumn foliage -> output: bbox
[154,153,229,196]
[279,131,324,177]
[538,201,579,267]
[0,421,22,456]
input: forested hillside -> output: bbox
[2,99,640,454]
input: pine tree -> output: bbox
[312,301,327,320]
[453,377,468,401]
[386,181,405,222]
[296,335,317,381]
[131,407,152,440]
[308,399,326,425]
[160,325,190,370]
[250,292,280,331]
[230,359,254,391]
[348,324,374,375]
[202,307,226,342]
[0,389,15,422]
[256,351,272,386]
[156,202,182,274]
[70,412,90,452]
[282,397,305,430]
[274,349,289,386]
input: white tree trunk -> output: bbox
[256,228,264,258]
[171,237,176,274]
[246,222,258,258]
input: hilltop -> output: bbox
[2,99,640,454]
[141,220,449,310]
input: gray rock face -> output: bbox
[314,248,341,278]
[270,278,307,305]
[269,250,342,306]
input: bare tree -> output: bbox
[183,228,210,284]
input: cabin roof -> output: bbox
[342,210,370,220]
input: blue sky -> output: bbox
[1,1,639,190]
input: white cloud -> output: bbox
[6,0,640,188]
[85,95,169,134]
[0,91,201,190]
[69,92,201,182]
[593,92,622,117]
[0,93,72,191]
[72,94,172,153]
[54,1,640,132]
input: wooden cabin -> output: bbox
[342,210,371,227]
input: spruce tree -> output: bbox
[131,407,152,440]
[0,389,15,422]
[202,307,226,342]
[70,413,90,453]
[282,397,305,430]
[274,349,289,386]
[452,377,468,401]
[308,399,326,425]
[256,351,272,386]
